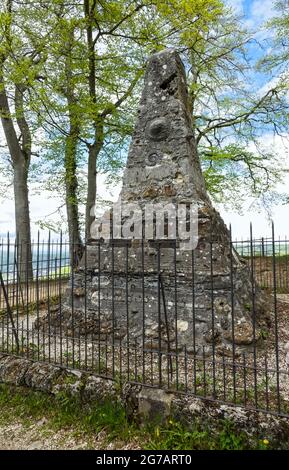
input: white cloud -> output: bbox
[257,70,289,103]
[221,204,289,239]
[226,0,244,14]
[1,134,289,239]
[248,131,289,157]
[0,171,123,239]
[250,0,276,23]
[218,132,289,238]
[224,0,276,41]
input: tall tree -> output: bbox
[37,0,230,239]
[81,0,156,236]
[2,0,288,266]
[262,0,289,72]
[162,1,289,208]
[63,26,84,265]
[0,0,34,278]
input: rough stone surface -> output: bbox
[0,354,31,386]
[40,49,270,353]
[0,353,118,401]
[1,354,289,444]
[138,388,174,421]
[24,363,63,392]
[172,396,289,443]
[127,383,289,444]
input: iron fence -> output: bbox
[0,225,289,418]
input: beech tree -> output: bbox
[28,0,228,243]
[179,4,288,208]
[0,0,41,277]
[1,0,288,269]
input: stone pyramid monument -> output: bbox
[48,49,269,354]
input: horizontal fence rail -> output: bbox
[0,227,289,418]
[234,236,289,293]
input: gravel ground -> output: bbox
[0,417,140,450]
[0,419,94,450]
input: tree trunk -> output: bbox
[63,27,84,268]
[85,136,103,238]
[83,0,138,239]
[13,159,33,280]
[0,74,33,281]
[83,0,104,239]
[64,130,84,268]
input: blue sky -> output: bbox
[229,0,274,20]
[220,0,289,239]
[0,0,289,240]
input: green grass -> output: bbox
[145,419,271,451]
[0,383,279,450]
[40,266,70,281]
